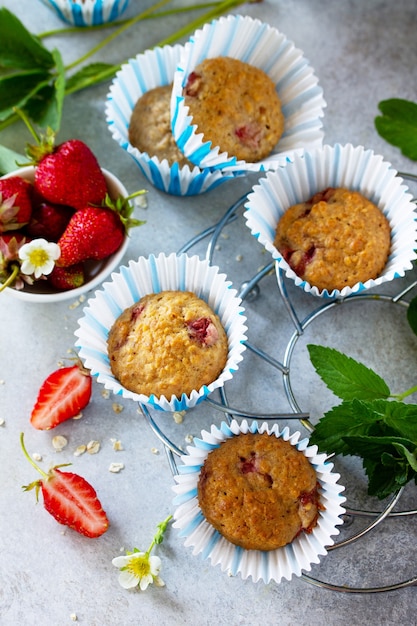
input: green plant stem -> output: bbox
[0,263,20,292]
[392,385,417,402]
[20,432,49,478]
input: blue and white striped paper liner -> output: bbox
[172,419,346,583]
[105,45,243,196]
[170,15,326,173]
[39,0,130,26]
[74,252,247,412]
[243,143,417,299]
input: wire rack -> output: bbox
[138,172,417,594]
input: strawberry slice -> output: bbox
[30,362,92,430]
[21,433,109,538]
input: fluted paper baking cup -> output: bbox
[170,14,326,173]
[244,143,417,298]
[106,45,243,195]
[74,253,247,411]
[172,419,346,583]
[39,0,130,25]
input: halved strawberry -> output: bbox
[21,433,109,538]
[30,362,92,430]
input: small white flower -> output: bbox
[112,552,164,590]
[18,238,60,279]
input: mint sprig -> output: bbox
[374,98,417,161]
[308,344,417,499]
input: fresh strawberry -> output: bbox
[21,433,109,538]
[56,192,145,267]
[18,114,107,210]
[33,138,107,211]
[30,362,92,430]
[48,263,85,290]
[0,176,33,233]
[26,201,74,241]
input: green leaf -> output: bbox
[309,400,372,455]
[375,98,417,161]
[407,295,417,337]
[0,144,25,175]
[24,49,65,132]
[307,344,390,401]
[0,8,54,70]
[0,70,51,121]
[362,455,408,499]
[65,63,117,94]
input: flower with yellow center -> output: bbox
[18,238,60,279]
[112,515,172,591]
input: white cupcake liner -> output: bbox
[39,0,130,26]
[170,15,326,173]
[106,45,243,196]
[74,252,247,411]
[243,143,417,298]
[172,419,346,583]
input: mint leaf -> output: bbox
[307,344,390,401]
[407,295,417,337]
[309,400,371,455]
[0,8,54,70]
[375,98,417,161]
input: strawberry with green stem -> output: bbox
[21,432,109,538]
[56,190,146,267]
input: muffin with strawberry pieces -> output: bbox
[107,290,228,398]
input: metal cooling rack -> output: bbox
[139,172,417,594]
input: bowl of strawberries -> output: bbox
[0,135,144,303]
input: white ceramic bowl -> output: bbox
[172,419,346,583]
[1,166,131,303]
[106,44,243,196]
[244,143,417,298]
[39,0,130,26]
[74,252,248,411]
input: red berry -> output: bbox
[26,202,74,241]
[48,263,85,291]
[0,176,33,233]
[187,317,219,346]
[30,363,92,430]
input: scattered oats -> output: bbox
[74,444,87,457]
[79,295,86,303]
[214,244,221,251]
[101,389,110,399]
[151,447,160,455]
[72,412,83,420]
[52,435,68,451]
[32,452,42,462]
[111,439,123,451]
[86,440,100,454]
[0,379,5,385]
[112,402,124,414]
[185,434,194,444]
[135,192,148,209]
[221,232,230,239]
[57,360,65,368]
[70,614,78,622]
[173,410,185,424]
[69,299,82,310]
[235,254,243,262]
[109,462,124,473]
[0,418,5,426]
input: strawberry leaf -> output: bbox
[23,49,65,131]
[0,70,51,121]
[0,144,25,175]
[65,62,118,94]
[375,98,417,161]
[307,344,390,400]
[0,8,55,70]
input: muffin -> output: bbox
[129,85,193,168]
[183,57,285,163]
[244,144,417,298]
[274,187,391,292]
[197,432,322,551]
[173,420,346,583]
[107,290,229,399]
[171,15,326,172]
[106,44,242,196]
